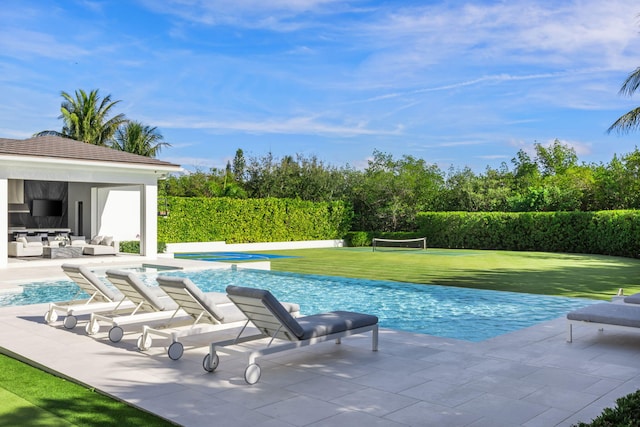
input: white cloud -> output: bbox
[157,115,401,137]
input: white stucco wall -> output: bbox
[94,185,141,241]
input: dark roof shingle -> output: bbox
[0,136,180,168]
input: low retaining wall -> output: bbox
[165,239,344,254]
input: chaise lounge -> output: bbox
[45,264,134,329]
[203,285,379,384]
[86,270,189,343]
[138,276,300,360]
[566,302,640,342]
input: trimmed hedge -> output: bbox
[417,211,640,258]
[157,197,352,244]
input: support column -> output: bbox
[140,183,158,258]
[0,179,8,268]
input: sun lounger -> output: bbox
[44,264,134,329]
[203,285,378,384]
[566,302,640,342]
[623,293,640,304]
[138,276,301,360]
[86,270,191,343]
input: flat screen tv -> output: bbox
[31,199,63,217]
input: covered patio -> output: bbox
[0,135,181,269]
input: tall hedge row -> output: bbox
[417,211,640,258]
[157,197,352,244]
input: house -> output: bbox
[0,135,182,268]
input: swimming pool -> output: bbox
[0,268,598,341]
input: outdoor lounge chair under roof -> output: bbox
[44,264,135,329]
[566,302,640,342]
[138,276,301,360]
[203,285,379,384]
[86,269,192,343]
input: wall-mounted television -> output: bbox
[31,199,63,217]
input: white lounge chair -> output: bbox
[86,270,191,343]
[566,302,640,342]
[44,264,134,329]
[203,285,379,384]
[138,276,300,360]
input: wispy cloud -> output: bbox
[157,115,401,137]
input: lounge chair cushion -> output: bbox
[156,276,226,322]
[61,264,119,302]
[296,311,379,340]
[105,270,168,311]
[623,293,640,304]
[567,302,640,328]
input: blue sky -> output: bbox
[2,0,640,173]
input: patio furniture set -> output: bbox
[8,235,118,258]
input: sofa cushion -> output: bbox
[90,235,103,245]
[26,236,42,243]
[16,237,28,248]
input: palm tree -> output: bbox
[112,121,170,157]
[608,67,640,134]
[35,89,127,145]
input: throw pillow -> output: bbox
[16,237,28,248]
[90,235,103,245]
[101,236,114,246]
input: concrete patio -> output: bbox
[1,258,640,426]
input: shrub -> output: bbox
[573,389,640,426]
[345,231,373,247]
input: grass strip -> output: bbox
[0,353,175,426]
[258,248,640,300]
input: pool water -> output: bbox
[0,268,599,342]
[175,252,297,262]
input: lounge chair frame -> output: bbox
[137,276,233,360]
[44,264,134,329]
[203,286,379,384]
[139,276,300,360]
[86,270,191,344]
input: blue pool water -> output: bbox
[0,268,598,341]
[175,252,297,262]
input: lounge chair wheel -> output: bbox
[44,310,58,324]
[168,342,184,360]
[202,353,219,372]
[244,363,261,385]
[108,326,124,343]
[63,315,77,329]
[137,334,152,351]
[86,320,100,335]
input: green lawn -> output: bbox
[0,354,175,426]
[259,248,640,300]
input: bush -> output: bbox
[119,241,139,254]
[345,231,373,247]
[119,241,166,254]
[573,389,640,426]
[417,210,640,258]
